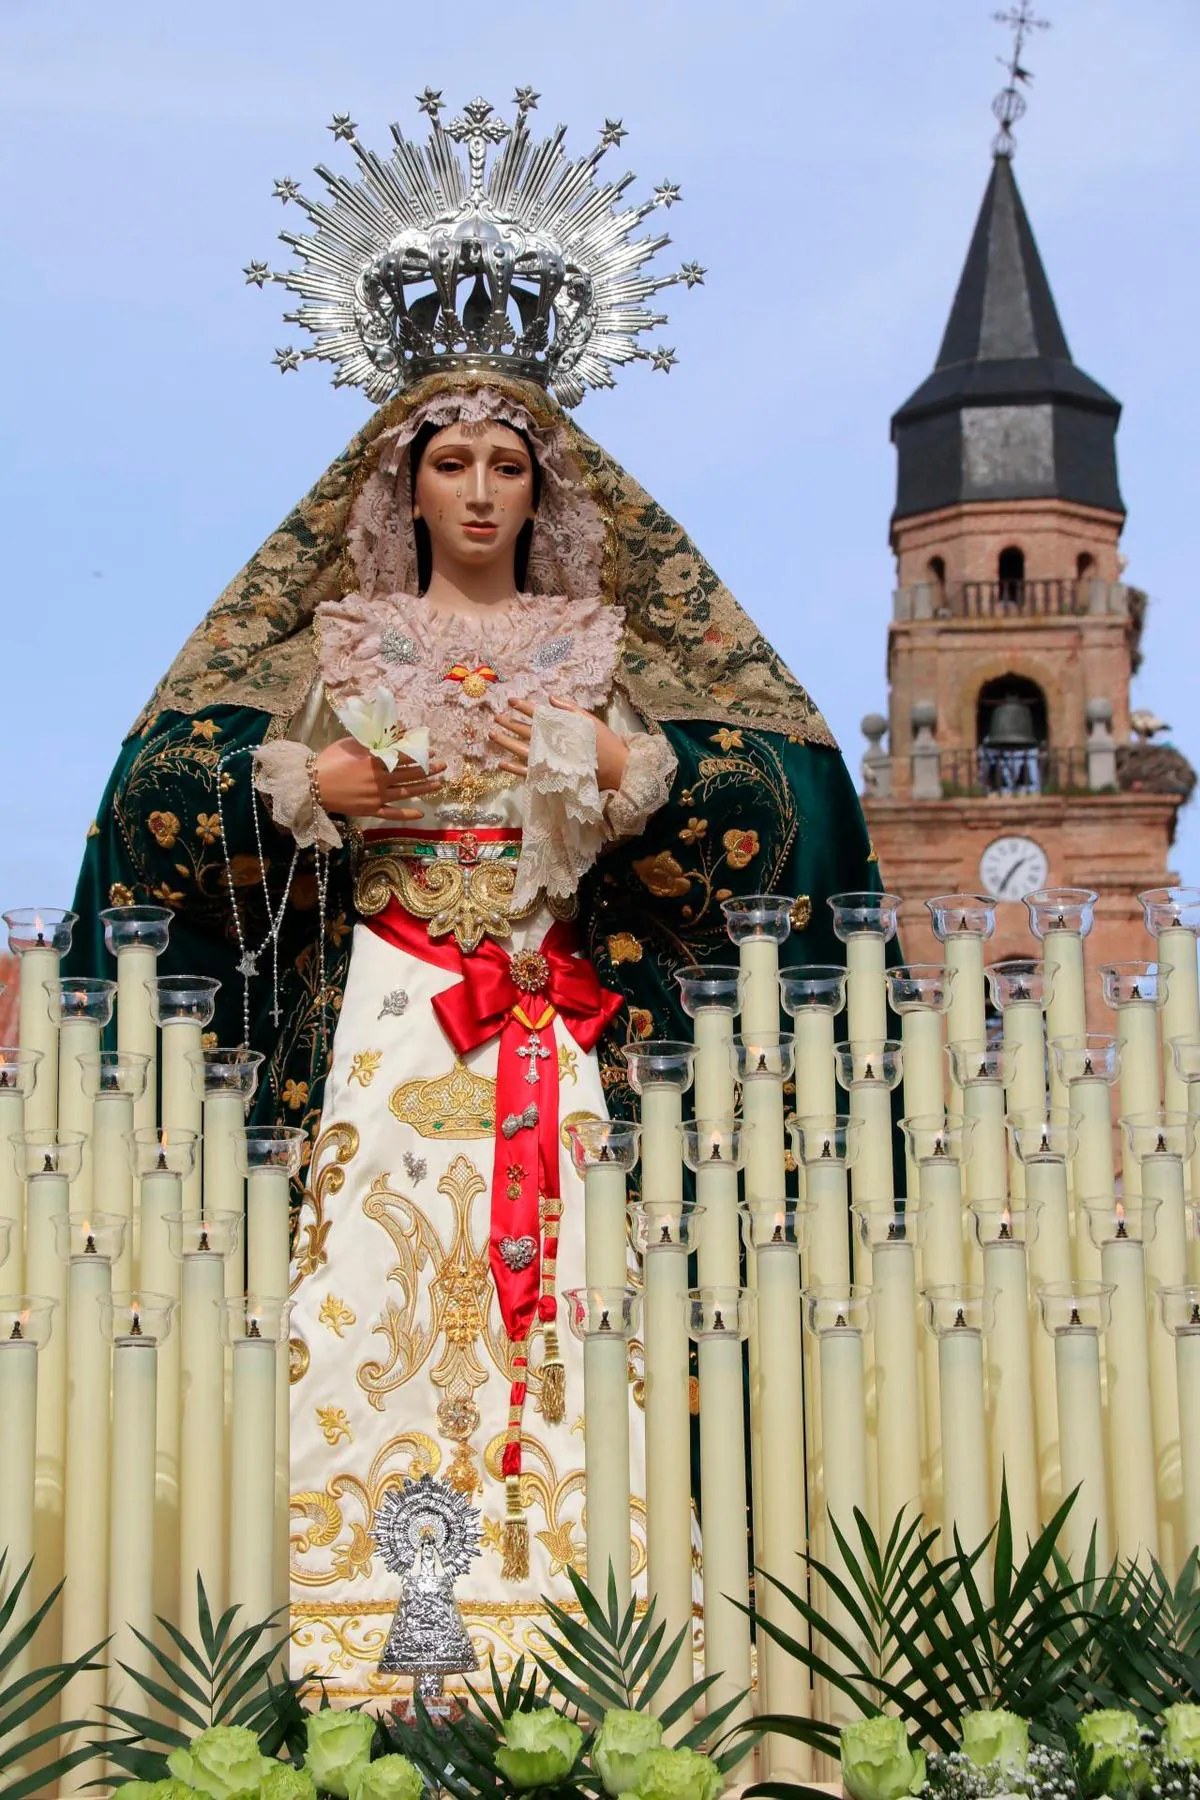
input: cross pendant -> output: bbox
[516,1030,550,1087]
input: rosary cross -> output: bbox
[516,1030,550,1086]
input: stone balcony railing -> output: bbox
[860,733,1197,805]
[893,576,1131,623]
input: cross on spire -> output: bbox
[991,3,1050,157]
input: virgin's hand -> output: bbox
[548,696,630,791]
[314,738,445,821]
[491,698,631,790]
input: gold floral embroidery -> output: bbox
[605,932,644,965]
[291,1430,441,1589]
[790,894,812,931]
[627,1007,655,1041]
[678,818,708,844]
[151,881,185,907]
[293,1121,360,1289]
[190,718,221,741]
[108,881,134,906]
[557,1044,579,1084]
[317,1405,353,1446]
[331,1523,375,1583]
[390,1060,495,1139]
[318,1295,357,1338]
[195,811,222,844]
[722,827,759,870]
[632,851,692,899]
[282,1078,310,1111]
[201,1029,218,1050]
[348,1050,383,1088]
[147,810,181,848]
[327,912,351,945]
[446,1440,482,1498]
[711,727,744,750]
[289,1337,311,1383]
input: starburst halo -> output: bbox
[372,1473,482,1579]
[249,87,704,408]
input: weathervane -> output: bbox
[991,3,1050,157]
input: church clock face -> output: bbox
[979,835,1049,901]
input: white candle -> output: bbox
[203,1093,247,1289]
[94,1088,137,1295]
[846,936,886,1046]
[584,1322,634,1608]
[0,1323,40,1687]
[693,1008,735,1124]
[944,937,986,1085]
[1025,1158,1072,1499]
[108,1334,158,1715]
[740,938,783,1038]
[163,1021,205,1212]
[868,1234,923,1531]
[226,1306,286,1638]
[962,1075,1007,1207]
[1159,928,1200,1115]
[179,1249,227,1635]
[899,1008,944,1197]
[917,1151,966,1502]
[0,1083,27,1298]
[583,1159,631,1292]
[741,1062,787,1206]
[1101,1230,1159,1563]
[60,1243,112,1740]
[1113,1002,1161,1202]
[1002,1004,1046,1199]
[933,1312,990,1562]
[140,1163,183,1617]
[688,1290,752,1747]
[815,1315,870,1726]
[792,1010,838,1123]
[849,1083,893,1206]
[1070,1079,1113,1282]
[641,1237,693,1713]
[1054,1323,1111,1569]
[804,1153,852,1288]
[979,1222,1039,1548]
[1140,1154,1187,1570]
[9,918,65,1136]
[118,947,160,1138]
[1044,931,1088,1114]
[1176,1325,1200,1561]
[58,1021,100,1215]
[25,1166,70,1628]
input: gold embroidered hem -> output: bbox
[353,851,577,952]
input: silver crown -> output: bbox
[247,87,704,408]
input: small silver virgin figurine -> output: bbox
[372,1473,482,1705]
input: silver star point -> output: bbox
[513,85,540,111]
[328,112,357,141]
[680,260,707,288]
[272,345,302,373]
[272,177,301,203]
[653,180,682,208]
[415,85,443,118]
[649,345,678,373]
[243,260,271,288]
[600,118,627,148]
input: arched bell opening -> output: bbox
[976,673,1047,794]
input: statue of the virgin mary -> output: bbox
[67,90,881,1700]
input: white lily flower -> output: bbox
[334,685,408,772]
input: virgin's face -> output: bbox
[412,422,536,576]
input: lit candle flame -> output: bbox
[1114,1200,1128,1240]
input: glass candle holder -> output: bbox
[970,1201,1038,1247]
[44,978,117,1027]
[741,1199,812,1250]
[99,905,173,956]
[0,1048,43,1096]
[923,1284,994,1336]
[12,1130,85,1182]
[925,894,997,941]
[1024,888,1098,938]
[3,909,76,956]
[566,1120,641,1173]
[986,959,1055,1009]
[1099,962,1168,1008]
[730,1033,795,1082]
[1172,1038,1200,1084]
[899,1113,973,1165]
[1158,1285,1200,1335]
[827,892,901,942]
[833,1040,903,1090]
[631,1204,702,1254]
[77,1051,150,1100]
[853,1199,925,1248]
[687,1286,755,1340]
[99,1291,176,1344]
[0,1219,11,1267]
[52,1211,128,1262]
[164,1210,243,1260]
[236,1127,307,1179]
[1139,888,1200,936]
[1083,1197,1159,1249]
[788,1113,862,1167]
[946,1041,1017,1087]
[1051,1035,1121,1085]
[0,1297,57,1347]
[778,965,848,1015]
[563,1285,641,1341]
[621,1041,696,1094]
[721,895,794,945]
[1007,1109,1078,1163]
[674,965,745,1016]
[128,1127,199,1179]
[147,975,222,1028]
[886,964,955,1013]
[680,1120,751,1171]
[1037,1281,1114,1336]
[186,1048,265,1102]
[1120,1111,1195,1164]
[218,1296,293,1345]
[802,1284,873,1336]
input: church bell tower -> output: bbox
[861,137,1194,997]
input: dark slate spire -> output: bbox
[891,154,1123,521]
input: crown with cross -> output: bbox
[247,87,705,409]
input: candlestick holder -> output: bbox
[721,894,795,944]
[3,909,76,955]
[1140,888,1200,935]
[1099,962,1169,1009]
[788,1113,862,1166]
[1156,1285,1200,1334]
[741,1199,811,1250]
[1025,888,1098,938]
[0,1297,56,1345]
[899,1113,973,1164]
[731,1033,795,1083]
[1037,1280,1114,1335]
[852,1199,926,1248]
[77,1050,150,1099]
[1172,1037,1200,1084]
[686,1286,755,1338]
[164,1211,243,1259]
[218,1295,293,1343]
[99,905,173,957]
[563,1285,642,1339]
[886,964,955,1012]
[986,959,1056,1009]
[778,965,849,1014]
[827,892,901,941]
[566,1119,641,1172]
[128,1126,199,1178]
[12,1129,86,1181]
[631,1204,703,1254]
[674,965,746,1016]
[43,977,117,1028]
[1006,1109,1077,1162]
[622,1041,696,1094]
[1083,1197,1159,1248]
[0,1048,42,1096]
[802,1284,873,1334]
[925,894,996,941]
[1050,1034,1122,1085]
[1120,1110,1195,1164]
[833,1040,903,1089]
[0,1220,11,1267]
[186,1047,265,1104]
[923,1284,995,1335]
[235,1126,308,1178]
[680,1121,751,1170]
[970,1200,1038,1246]
[98,1292,176,1343]
[51,1211,127,1262]
[147,974,222,1027]
[946,1042,1017,1087]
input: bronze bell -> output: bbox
[985,697,1039,748]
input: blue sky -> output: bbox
[4,0,1200,906]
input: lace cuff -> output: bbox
[512,706,605,908]
[252,740,344,853]
[604,732,678,840]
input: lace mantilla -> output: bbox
[317,589,624,782]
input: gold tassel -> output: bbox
[541,1356,565,1425]
[502,1475,529,1580]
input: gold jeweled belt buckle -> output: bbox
[509,948,551,995]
